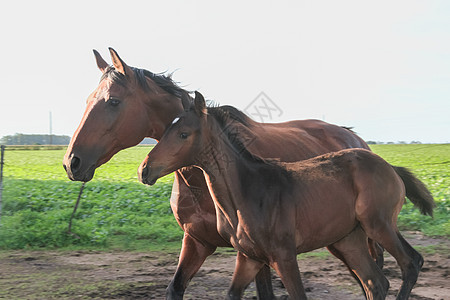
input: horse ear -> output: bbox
[108,47,133,76]
[93,50,109,73]
[194,91,207,116]
[180,91,191,111]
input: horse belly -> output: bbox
[294,185,358,253]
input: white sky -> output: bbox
[1,1,449,143]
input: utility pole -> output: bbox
[49,111,53,145]
[0,145,5,224]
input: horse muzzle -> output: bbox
[63,154,96,182]
[138,163,162,186]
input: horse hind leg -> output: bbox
[368,238,385,269]
[359,219,423,300]
[329,226,389,300]
[396,232,424,296]
[254,265,276,300]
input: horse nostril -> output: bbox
[71,156,81,171]
[142,165,149,179]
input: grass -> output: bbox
[0,144,448,250]
[370,144,450,236]
[0,146,183,250]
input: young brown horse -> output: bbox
[64,49,390,299]
[139,91,435,300]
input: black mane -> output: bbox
[206,105,293,201]
[207,106,259,160]
[207,106,276,163]
[207,105,252,128]
[101,66,187,98]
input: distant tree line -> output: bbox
[366,141,422,145]
[0,134,157,146]
[140,138,157,145]
[1,133,421,146]
[0,134,70,145]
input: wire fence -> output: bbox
[0,145,5,225]
[0,145,67,151]
[0,145,84,230]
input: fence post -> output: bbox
[0,145,5,225]
[67,182,85,239]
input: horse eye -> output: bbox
[179,133,188,139]
[108,98,121,107]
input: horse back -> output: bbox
[281,119,369,151]
[280,149,404,251]
[246,119,369,162]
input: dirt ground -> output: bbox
[0,232,448,300]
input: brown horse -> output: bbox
[138,91,435,300]
[64,49,386,299]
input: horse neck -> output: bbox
[142,92,183,140]
[193,117,259,226]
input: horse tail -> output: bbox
[392,166,436,217]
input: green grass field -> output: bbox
[0,146,180,250]
[0,144,448,250]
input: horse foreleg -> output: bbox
[270,255,307,300]
[227,252,265,300]
[166,233,216,300]
[329,227,389,300]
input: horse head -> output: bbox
[138,91,207,185]
[63,48,183,181]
